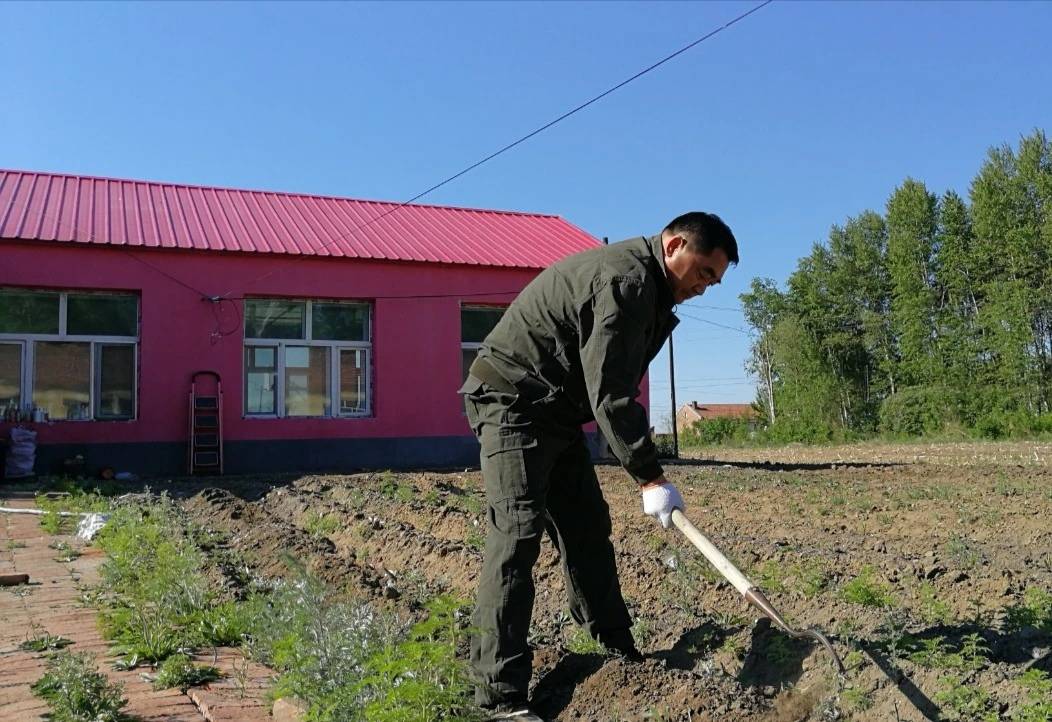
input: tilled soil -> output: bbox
[173,442,1051,721]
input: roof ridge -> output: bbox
[0,167,561,220]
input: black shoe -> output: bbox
[484,707,545,722]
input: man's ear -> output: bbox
[665,234,686,257]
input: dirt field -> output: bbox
[171,441,1051,721]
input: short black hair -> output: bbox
[663,212,739,265]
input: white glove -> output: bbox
[641,482,684,529]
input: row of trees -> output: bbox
[740,130,1052,440]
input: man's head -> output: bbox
[660,212,738,303]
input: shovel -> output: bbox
[670,508,846,677]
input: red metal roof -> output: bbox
[0,169,600,269]
[679,402,758,420]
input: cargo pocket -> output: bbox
[482,429,538,501]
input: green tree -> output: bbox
[740,277,785,424]
[886,179,938,386]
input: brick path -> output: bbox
[0,495,273,721]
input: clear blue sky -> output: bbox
[3,1,1050,429]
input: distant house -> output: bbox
[676,401,758,433]
[0,169,631,476]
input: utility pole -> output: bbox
[669,330,678,459]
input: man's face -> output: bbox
[663,234,730,303]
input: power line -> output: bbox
[214,0,775,299]
[675,308,752,335]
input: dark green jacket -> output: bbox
[472,234,679,484]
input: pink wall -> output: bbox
[2,242,651,448]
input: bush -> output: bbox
[879,387,955,436]
[31,650,128,722]
[680,417,754,447]
[245,569,401,721]
[357,596,479,722]
[246,568,479,722]
[974,410,1052,439]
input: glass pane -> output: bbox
[97,345,135,419]
[0,344,21,409]
[0,289,59,334]
[34,342,91,420]
[461,347,479,386]
[285,346,329,416]
[312,302,369,341]
[67,295,138,336]
[461,307,504,343]
[340,349,367,414]
[244,346,277,414]
[244,299,305,339]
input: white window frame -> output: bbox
[243,299,372,419]
[0,289,139,422]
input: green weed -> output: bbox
[152,653,222,691]
[464,528,485,552]
[357,596,479,722]
[791,559,830,597]
[840,686,873,711]
[754,560,787,593]
[303,512,341,538]
[840,566,895,608]
[20,629,75,653]
[566,627,606,655]
[934,675,999,721]
[917,581,954,625]
[30,650,128,722]
[945,536,983,569]
[1004,587,1052,634]
[1012,669,1052,722]
[5,539,27,550]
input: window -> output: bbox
[0,288,138,421]
[243,298,371,417]
[460,306,505,384]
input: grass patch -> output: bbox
[31,650,128,722]
[303,511,341,538]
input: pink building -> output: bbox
[0,169,637,476]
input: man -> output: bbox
[460,212,738,721]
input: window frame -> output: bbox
[0,289,139,422]
[459,303,506,386]
[243,298,373,419]
[0,340,27,411]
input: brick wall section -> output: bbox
[0,497,272,721]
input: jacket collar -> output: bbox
[645,233,677,312]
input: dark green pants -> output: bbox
[463,379,633,709]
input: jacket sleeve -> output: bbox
[579,278,664,484]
